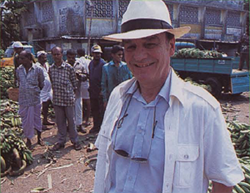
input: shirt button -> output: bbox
[128,176,132,181]
[184,154,189,159]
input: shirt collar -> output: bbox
[119,68,185,107]
[110,60,125,67]
[20,63,35,70]
[51,61,66,68]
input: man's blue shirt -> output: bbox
[101,60,132,102]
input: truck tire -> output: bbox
[205,77,222,98]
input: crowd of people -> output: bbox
[13,0,245,192]
[14,41,132,151]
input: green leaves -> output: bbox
[1,0,27,49]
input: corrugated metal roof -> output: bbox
[33,36,102,42]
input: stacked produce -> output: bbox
[0,99,34,177]
[208,121,250,193]
[0,66,15,99]
[173,48,224,59]
[228,121,250,193]
[184,77,211,92]
[1,128,34,176]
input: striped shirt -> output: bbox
[16,63,45,107]
[49,62,77,106]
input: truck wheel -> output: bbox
[205,77,222,98]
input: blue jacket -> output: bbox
[101,60,132,102]
[89,58,106,98]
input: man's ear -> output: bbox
[169,38,176,56]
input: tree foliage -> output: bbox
[0,0,27,49]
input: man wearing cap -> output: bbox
[16,50,45,149]
[13,41,24,86]
[93,0,244,193]
[101,45,132,109]
[36,51,54,128]
[66,49,87,133]
[88,45,106,133]
[77,48,91,126]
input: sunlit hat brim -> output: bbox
[103,26,191,42]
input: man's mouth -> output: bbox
[134,62,154,68]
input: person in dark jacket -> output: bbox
[88,45,106,133]
[239,28,249,70]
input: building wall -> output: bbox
[20,0,247,52]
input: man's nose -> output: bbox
[133,46,147,62]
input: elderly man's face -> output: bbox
[19,52,32,67]
[67,54,76,66]
[38,54,47,65]
[52,48,63,65]
[14,48,23,54]
[92,52,101,61]
[123,33,175,86]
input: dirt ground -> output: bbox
[1,92,249,193]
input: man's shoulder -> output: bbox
[181,81,219,110]
[110,78,136,98]
[100,58,106,65]
[120,61,127,66]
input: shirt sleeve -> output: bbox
[204,106,244,186]
[69,66,78,90]
[101,66,108,103]
[16,68,20,83]
[38,68,45,90]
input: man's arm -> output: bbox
[69,66,78,92]
[212,181,233,193]
[38,68,45,90]
[101,66,108,104]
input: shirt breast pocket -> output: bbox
[96,128,111,157]
[173,144,199,188]
[28,76,38,86]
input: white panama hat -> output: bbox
[103,0,191,42]
[37,50,47,58]
[12,41,23,48]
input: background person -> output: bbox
[66,49,87,133]
[88,45,106,133]
[36,51,54,128]
[77,48,91,126]
[13,41,24,86]
[49,46,81,151]
[16,50,45,149]
[93,0,244,193]
[239,28,249,70]
[101,45,132,109]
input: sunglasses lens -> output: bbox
[131,157,147,163]
[115,149,129,157]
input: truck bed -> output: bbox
[171,58,233,75]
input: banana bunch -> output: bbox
[0,100,22,129]
[1,127,33,177]
[228,121,250,193]
[233,165,250,193]
[173,48,224,59]
[208,121,250,193]
[228,121,250,158]
[0,66,15,99]
[184,77,211,92]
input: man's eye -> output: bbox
[145,43,157,48]
[125,45,136,51]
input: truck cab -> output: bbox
[0,44,35,67]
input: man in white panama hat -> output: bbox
[93,0,244,193]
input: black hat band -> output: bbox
[121,19,173,33]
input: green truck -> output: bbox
[170,57,249,97]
